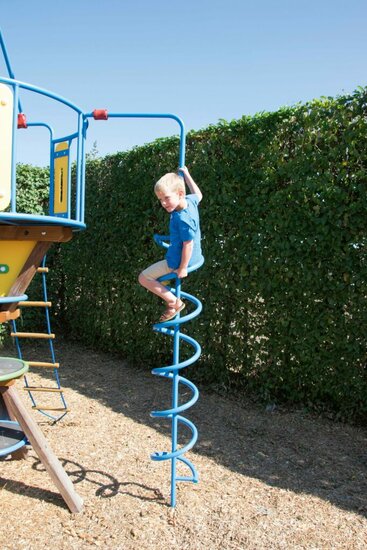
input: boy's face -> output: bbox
[156,188,184,213]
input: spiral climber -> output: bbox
[150,234,204,507]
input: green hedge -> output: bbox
[16,89,367,422]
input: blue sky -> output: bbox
[1,0,367,166]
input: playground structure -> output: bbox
[0,30,202,508]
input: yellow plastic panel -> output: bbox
[53,142,69,214]
[0,84,14,211]
[0,240,37,296]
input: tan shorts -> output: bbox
[141,260,173,281]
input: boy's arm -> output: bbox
[175,240,193,279]
[179,166,203,203]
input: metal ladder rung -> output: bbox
[32,406,69,412]
[37,267,49,273]
[11,332,55,339]
[24,386,63,393]
[26,361,60,368]
[18,301,52,307]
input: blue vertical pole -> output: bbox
[171,276,181,507]
[178,120,186,170]
[48,129,54,217]
[0,31,22,113]
[75,113,83,221]
[10,84,19,212]
[80,116,88,224]
[67,140,72,219]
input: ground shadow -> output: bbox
[0,455,166,509]
[32,457,167,504]
[3,340,366,518]
[0,474,67,509]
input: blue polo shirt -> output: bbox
[166,194,203,270]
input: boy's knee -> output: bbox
[139,272,151,287]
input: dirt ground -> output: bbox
[0,338,366,550]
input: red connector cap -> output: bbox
[93,109,108,120]
[17,113,27,129]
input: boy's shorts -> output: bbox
[141,260,173,281]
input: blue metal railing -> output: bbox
[85,111,186,170]
[0,75,86,229]
[0,28,187,229]
[0,74,187,230]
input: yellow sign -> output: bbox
[0,84,13,211]
[53,141,69,214]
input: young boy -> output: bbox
[138,166,203,322]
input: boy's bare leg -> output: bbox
[138,274,182,306]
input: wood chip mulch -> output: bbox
[1,339,366,549]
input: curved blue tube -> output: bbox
[0,213,86,231]
[0,420,28,457]
[0,294,27,304]
[86,111,186,170]
[0,76,84,114]
[150,234,203,507]
[151,415,198,460]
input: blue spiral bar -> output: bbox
[150,235,203,507]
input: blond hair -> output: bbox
[154,172,185,194]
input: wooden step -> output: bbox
[18,301,52,307]
[32,406,69,412]
[23,386,63,393]
[37,267,49,273]
[11,332,55,339]
[26,361,60,368]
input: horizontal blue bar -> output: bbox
[0,213,85,230]
[85,111,184,127]
[54,150,69,158]
[0,294,28,304]
[52,132,78,144]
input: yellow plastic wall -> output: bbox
[0,240,37,296]
[0,84,14,211]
